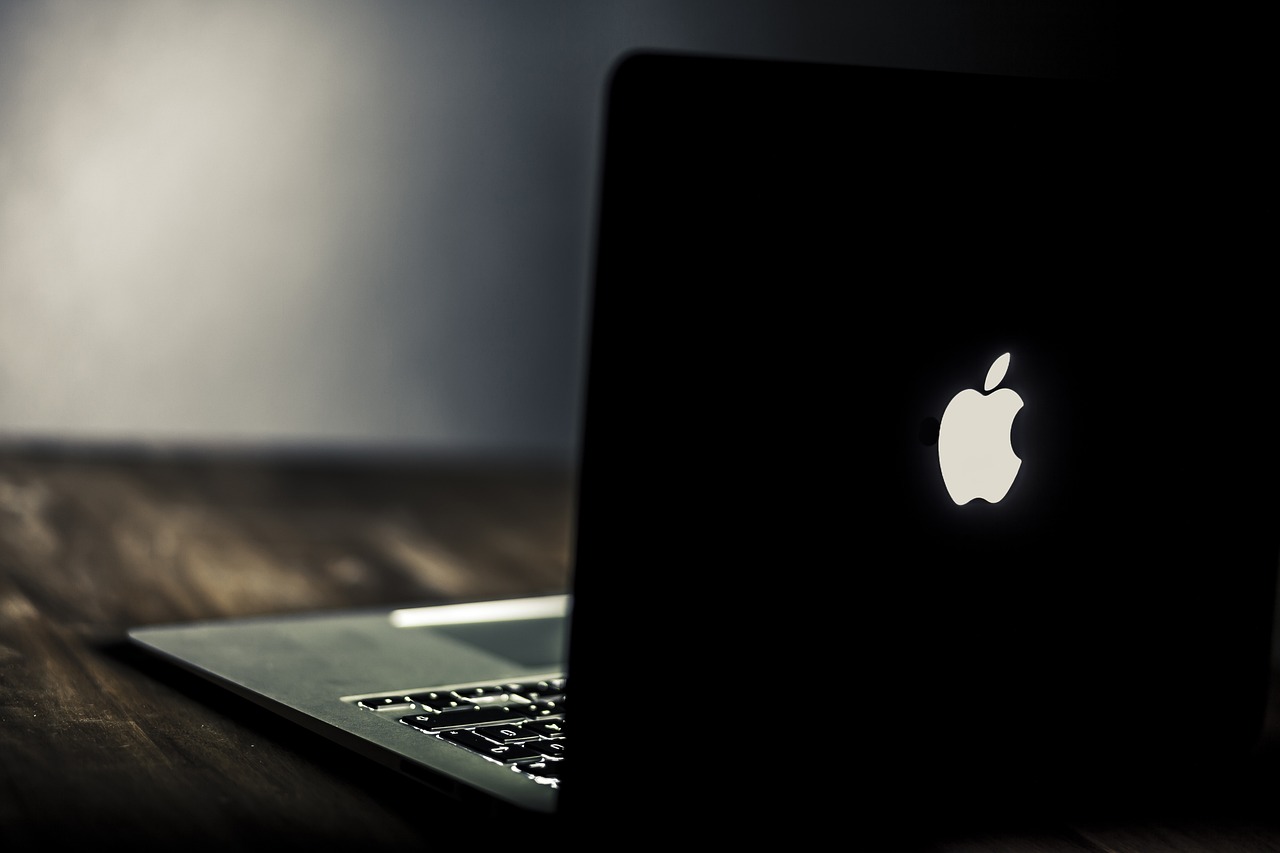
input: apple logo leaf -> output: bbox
[984,352,1012,392]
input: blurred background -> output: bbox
[0,0,1117,466]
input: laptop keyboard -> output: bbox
[346,676,566,785]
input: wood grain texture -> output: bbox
[3,443,1280,850]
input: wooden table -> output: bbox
[0,443,572,847]
[3,443,1280,850]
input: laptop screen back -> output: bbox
[563,51,1277,828]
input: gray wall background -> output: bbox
[0,0,1115,463]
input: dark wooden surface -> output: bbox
[4,443,1280,850]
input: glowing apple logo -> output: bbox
[937,352,1024,505]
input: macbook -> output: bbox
[130,50,1278,833]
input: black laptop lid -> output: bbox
[564,51,1277,830]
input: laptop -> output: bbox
[129,50,1278,834]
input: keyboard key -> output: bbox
[517,759,565,780]
[439,728,506,750]
[509,680,565,701]
[479,724,541,743]
[406,691,464,711]
[439,730,547,764]
[525,719,565,737]
[400,705,525,732]
[453,685,512,704]
[532,740,566,759]
[356,695,414,712]
[519,699,563,718]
